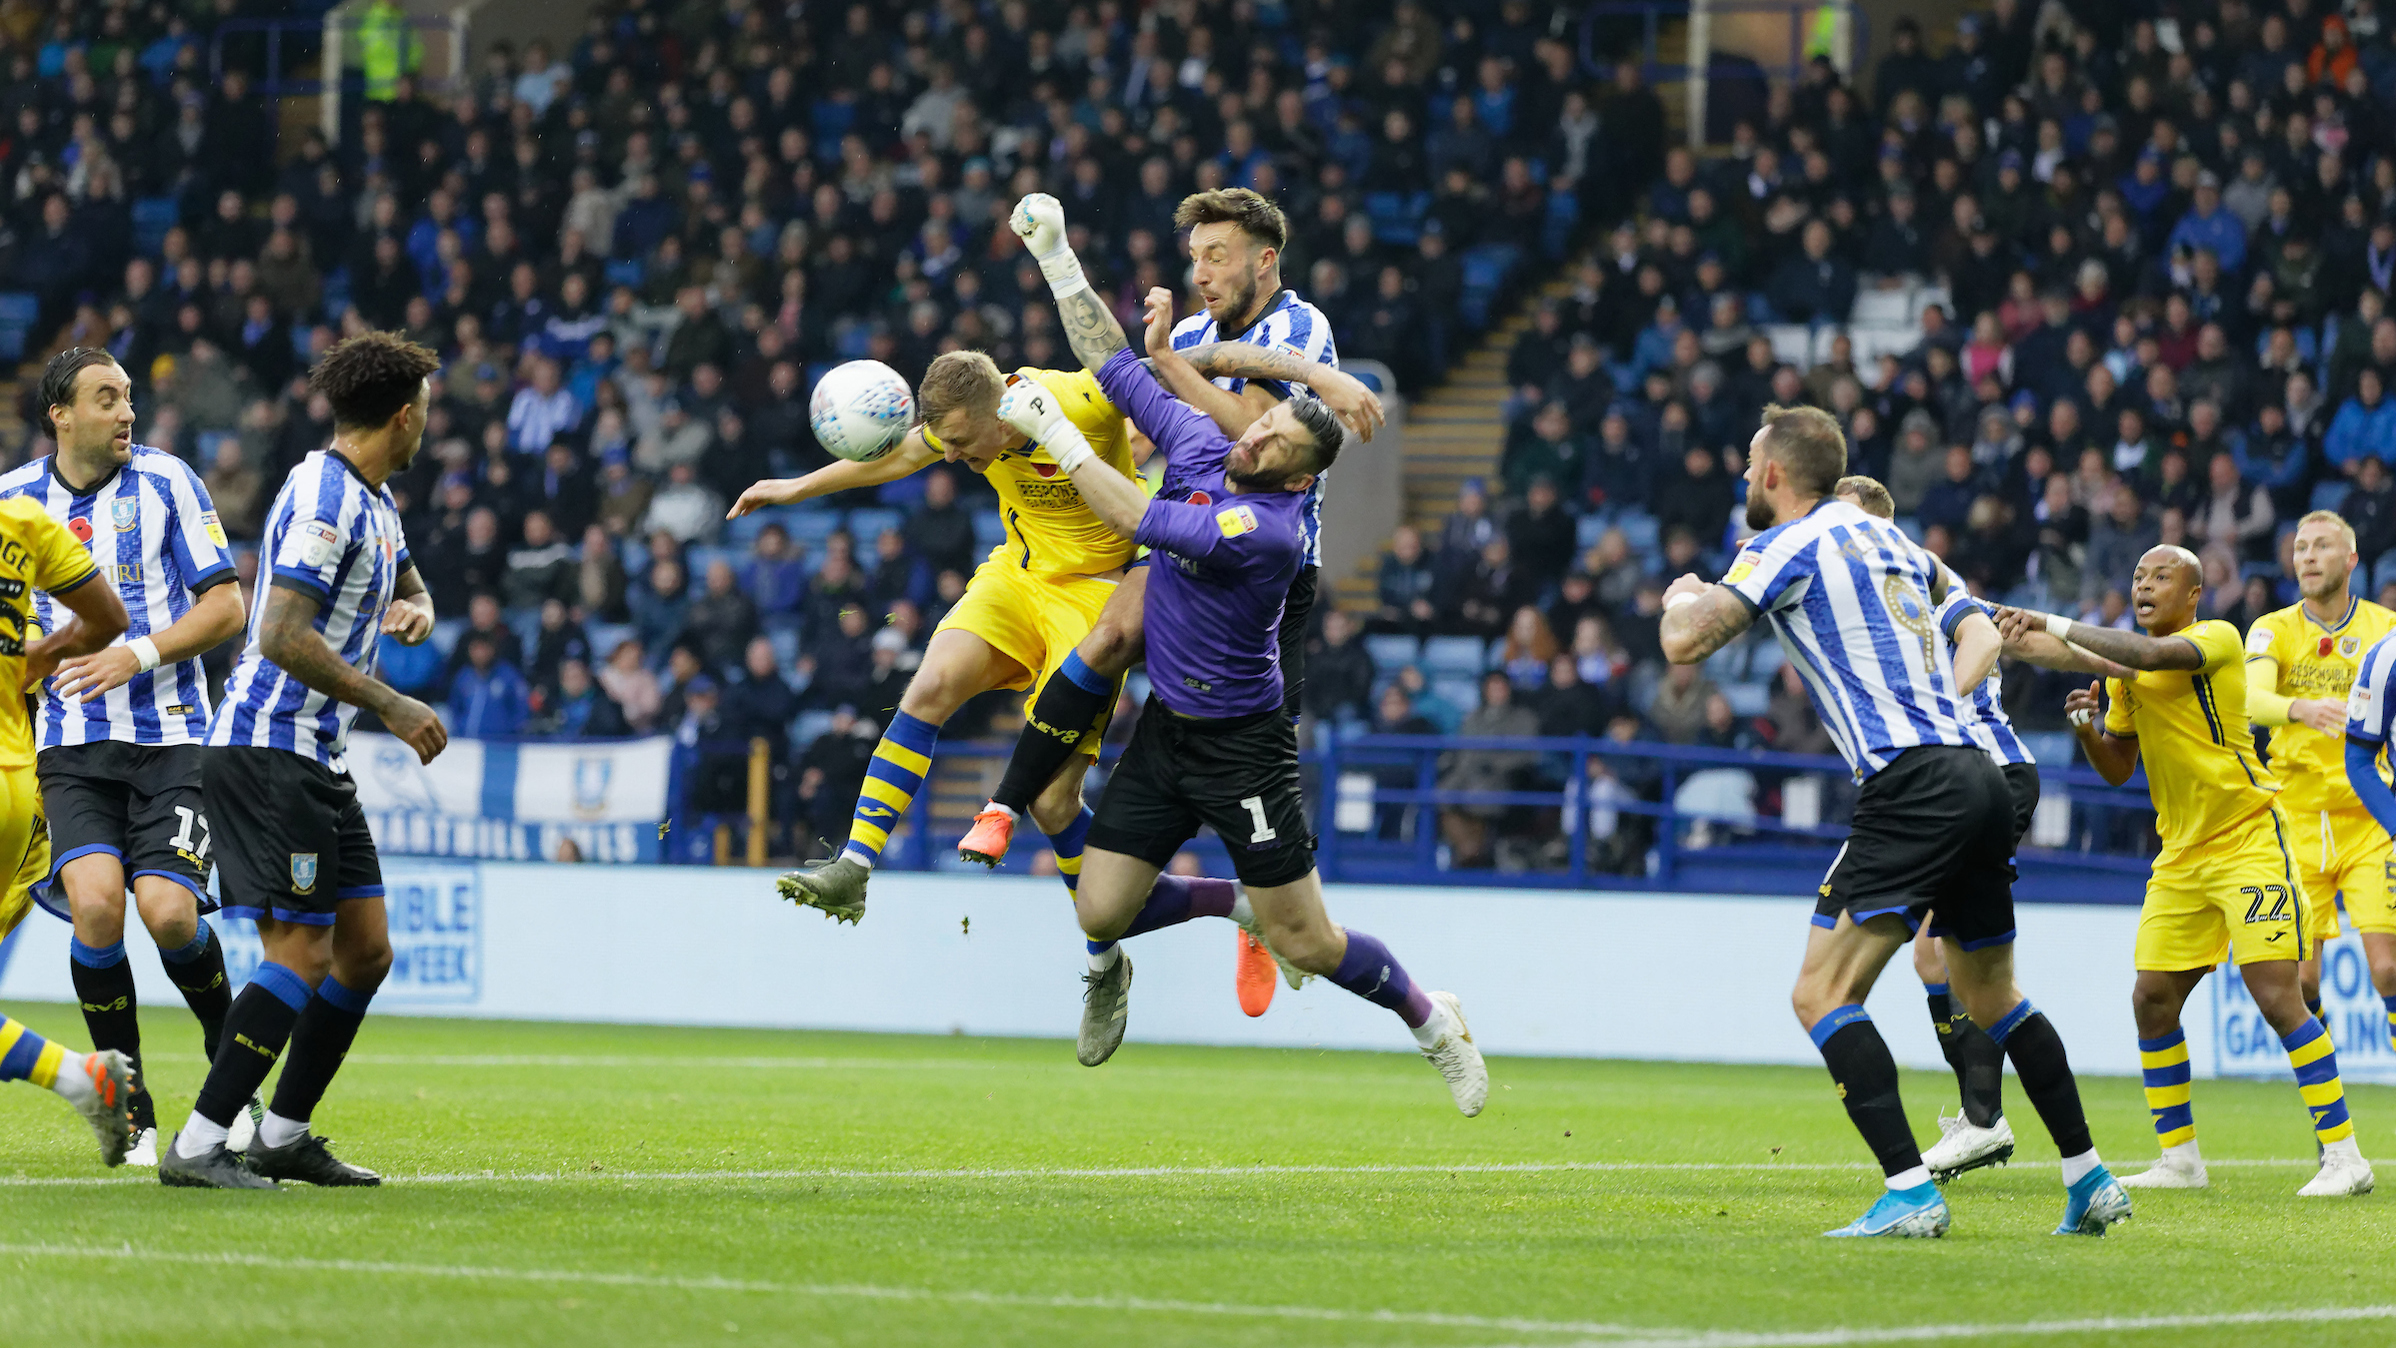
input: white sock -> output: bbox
[175,1113,229,1158]
[48,1054,95,1106]
[2160,1138,2203,1166]
[2325,1135,2364,1162]
[1885,1165,1933,1192]
[1409,1010,1446,1050]
[1228,889,1254,927]
[1086,943,1120,973]
[258,1111,310,1150]
[982,802,1018,822]
[839,845,877,871]
[2059,1148,2103,1185]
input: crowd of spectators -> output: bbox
[0,0,1644,858]
[1318,0,2396,868]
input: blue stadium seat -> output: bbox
[603,258,644,290]
[1723,681,1770,716]
[784,511,847,549]
[2313,480,2351,514]
[131,197,179,257]
[789,709,836,750]
[0,292,38,362]
[1576,514,1609,548]
[509,611,542,658]
[2372,553,2396,596]
[847,507,903,542]
[2020,732,2076,769]
[1365,634,1421,670]
[428,617,466,659]
[972,510,1007,549]
[686,545,734,580]
[618,536,649,578]
[1431,676,1482,714]
[1615,510,1660,556]
[586,621,636,661]
[1421,635,1488,676]
[768,627,800,670]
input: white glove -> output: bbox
[996,378,1093,473]
[1011,193,1087,297]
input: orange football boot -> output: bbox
[958,807,1016,866]
[1236,929,1278,1016]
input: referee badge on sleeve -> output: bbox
[1215,505,1258,538]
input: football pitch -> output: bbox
[4,1003,2395,1348]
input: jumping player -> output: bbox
[1833,474,2131,1183]
[160,332,447,1189]
[2244,512,2396,1041]
[954,188,1381,1005]
[0,483,139,1164]
[0,347,249,1165]
[994,193,1483,1111]
[2003,550,2376,1196]
[1665,406,2123,1238]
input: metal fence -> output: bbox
[671,732,2160,905]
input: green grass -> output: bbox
[3,1000,2394,1348]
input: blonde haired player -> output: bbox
[0,492,142,1163]
[2002,548,2375,1196]
[2244,511,2396,1039]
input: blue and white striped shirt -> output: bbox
[1169,289,1339,566]
[1724,499,1978,780]
[0,447,235,748]
[1936,588,2034,767]
[2346,633,2396,744]
[206,450,411,773]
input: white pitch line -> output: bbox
[0,1158,2322,1188]
[0,1243,1635,1338]
[1570,1303,2396,1348]
[134,1053,1022,1071]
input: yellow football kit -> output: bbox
[922,366,1135,755]
[0,497,93,937]
[2246,597,2396,942]
[2109,618,2310,969]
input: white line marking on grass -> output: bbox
[0,1158,2323,1188]
[0,1243,1635,1338]
[135,1053,1021,1071]
[1572,1303,2396,1347]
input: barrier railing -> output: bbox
[668,732,2159,903]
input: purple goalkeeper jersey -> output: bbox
[1094,348,1306,720]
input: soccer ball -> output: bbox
[809,360,916,463]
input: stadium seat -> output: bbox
[1365,634,1422,670]
[685,545,734,580]
[2020,733,2076,768]
[131,196,179,257]
[1723,681,1770,716]
[1421,636,1488,677]
[1850,290,1911,327]
[1431,676,1481,714]
[784,511,848,549]
[789,709,837,750]
[1615,511,1660,555]
[768,627,800,669]
[618,536,649,578]
[603,258,644,290]
[1576,514,1609,548]
[2312,481,2351,514]
[847,507,904,542]
[586,622,636,661]
[0,293,38,362]
[428,617,466,659]
[2372,554,2396,597]
[971,510,1008,549]
[1674,769,1758,823]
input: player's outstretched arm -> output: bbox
[1177,340,1385,443]
[1995,606,2202,671]
[1011,194,1131,373]
[2001,626,2135,680]
[51,579,244,703]
[728,435,936,518]
[2066,679,2140,784]
[1140,287,1267,440]
[996,381,1146,538]
[1659,574,1755,664]
[2348,735,2396,837]
[258,584,447,765]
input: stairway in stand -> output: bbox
[1330,265,1583,612]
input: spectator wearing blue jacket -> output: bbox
[2166,174,2246,276]
[2235,400,2311,517]
[2325,368,2396,474]
[449,632,532,737]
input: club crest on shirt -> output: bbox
[289,852,318,894]
[110,498,137,531]
[2343,635,2363,658]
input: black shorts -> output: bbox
[36,741,214,910]
[1277,563,1318,721]
[205,746,383,926]
[2002,761,2040,846]
[1088,695,1317,888]
[1812,745,2017,950]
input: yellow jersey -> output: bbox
[2106,618,2280,852]
[2246,596,2396,814]
[923,367,1135,579]
[0,496,99,769]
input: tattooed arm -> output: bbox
[258,583,449,764]
[1168,334,1386,442]
[1659,575,1756,664]
[1995,606,2203,671]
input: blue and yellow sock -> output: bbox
[0,1015,69,1088]
[1047,805,1092,897]
[2384,994,2396,1051]
[2284,1018,2355,1146]
[841,711,939,870]
[2137,1027,2195,1148]
[2307,994,2330,1034]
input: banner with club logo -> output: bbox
[349,734,672,862]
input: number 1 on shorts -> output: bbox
[1241,795,1277,843]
